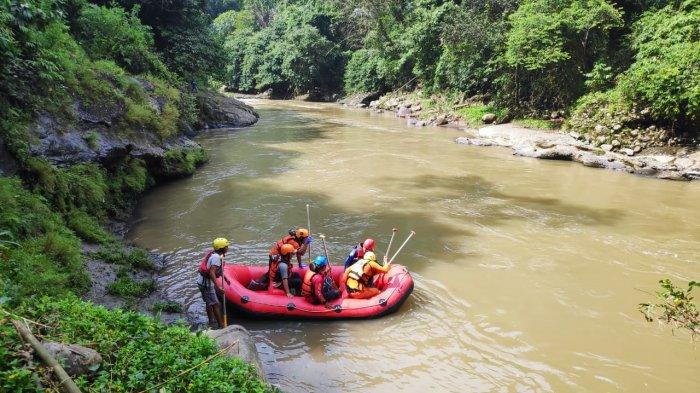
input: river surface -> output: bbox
[128,100,700,392]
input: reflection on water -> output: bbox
[128,100,700,392]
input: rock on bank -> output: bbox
[457,125,700,181]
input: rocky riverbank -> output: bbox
[458,125,700,181]
[342,92,700,181]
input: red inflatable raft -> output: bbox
[215,264,413,319]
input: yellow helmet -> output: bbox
[213,237,230,251]
[364,251,377,262]
[295,228,309,238]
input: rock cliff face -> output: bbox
[24,91,258,173]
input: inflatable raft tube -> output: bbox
[215,264,414,319]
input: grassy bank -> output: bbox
[1,297,270,392]
[0,1,269,390]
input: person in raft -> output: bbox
[302,256,341,307]
[287,227,312,268]
[343,238,375,269]
[197,237,229,329]
[249,243,302,297]
[342,251,390,299]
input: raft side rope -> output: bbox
[221,267,411,313]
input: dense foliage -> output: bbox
[1,2,268,390]
[218,0,699,140]
[1,296,272,392]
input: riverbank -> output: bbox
[340,91,700,181]
[0,92,272,391]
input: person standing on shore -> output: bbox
[197,237,229,329]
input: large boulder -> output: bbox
[43,342,102,377]
[196,92,259,129]
[481,113,497,124]
[203,325,265,381]
[396,106,412,118]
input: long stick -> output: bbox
[306,204,312,264]
[389,230,415,265]
[11,320,82,393]
[384,228,398,260]
[221,256,227,328]
[319,234,331,265]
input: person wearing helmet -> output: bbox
[343,238,375,268]
[197,237,229,328]
[288,227,312,268]
[302,256,341,307]
[248,240,302,297]
[342,251,389,299]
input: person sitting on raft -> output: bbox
[343,238,375,269]
[197,237,229,329]
[342,251,390,299]
[302,256,341,307]
[248,243,301,298]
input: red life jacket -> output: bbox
[198,250,215,277]
[355,244,366,260]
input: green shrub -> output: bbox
[107,276,155,298]
[66,209,113,244]
[152,301,182,313]
[76,3,167,76]
[83,131,100,149]
[0,319,36,391]
[92,246,154,271]
[344,49,387,93]
[616,0,699,133]
[499,0,623,111]
[161,147,208,177]
[455,104,508,127]
[4,296,272,392]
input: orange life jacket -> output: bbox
[301,270,317,298]
[269,236,300,255]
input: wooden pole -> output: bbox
[221,256,228,328]
[11,320,83,393]
[306,204,312,264]
[319,234,331,265]
[388,230,416,265]
[384,228,398,260]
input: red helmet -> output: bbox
[363,238,375,251]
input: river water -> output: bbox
[128,100,699,392]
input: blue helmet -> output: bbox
[314,256,328,269]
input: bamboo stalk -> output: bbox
[11,320,82,393]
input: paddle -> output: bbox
[384,227,398,261]
[319,234,331,265]
[221,255,228,328]
[306,204,312,264]
[388,230,416,265]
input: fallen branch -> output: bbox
[2,308,53,329]
[11,320,82,393]
[137,339,239,393]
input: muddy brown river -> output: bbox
[128,100,699,392]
